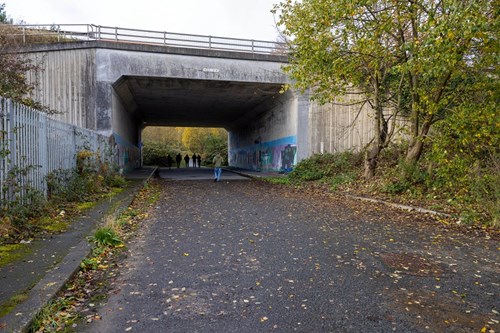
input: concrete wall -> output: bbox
[308,96,406,154]
[228,90,304,171]
[111,91,141,170]
[26,49,97,129]
[308,98,374,154]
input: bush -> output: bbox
[289,151,362,182]
[47,154,125,204]
[329,172,357,191]
[142,142,178,166]
[0,164,47,232]
[1,189,46,231]
[47,169,95,202]
[381,160,429,195]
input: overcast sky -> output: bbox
[2,0,282,41]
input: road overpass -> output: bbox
[13,25,310,171]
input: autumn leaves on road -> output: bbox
[83,179,499,333]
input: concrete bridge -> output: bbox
[14,25,311,171]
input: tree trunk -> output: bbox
[405,119,432,165]
[405,139,424,165]
[364,73,383,179]
[364,143,380,179]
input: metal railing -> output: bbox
[0,97,112,204]
[3,23,288,55]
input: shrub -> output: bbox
[381,159,429,195]
[142,142,178,166]
[1,188,46,230]
[289,151,362,182]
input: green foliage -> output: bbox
[46,150,125,203]
[1,148,125,240]
[275,0,499,173]
[328,172,357,191]
[382,160,429,195]
[142,127,228,167]
[423,81,500,225]
[142,141,178,166]
[2,189,46,229]
[289,152,362,182]
[0,164,47,231]
[265,176,291,185]
[182,128,228,158]
[88,227,122,247]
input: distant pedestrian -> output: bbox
[213,153,223,182]
[166,154,173,170]
[175,153,182,168]
[197,154,201,168]
[192,153,197,167]
[184,154,190,168]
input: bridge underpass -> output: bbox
[17,30,310,172]
[113,76,283,129]
[113,75,292,172]
[110,73,301,172]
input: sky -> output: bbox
[2,0,282,41]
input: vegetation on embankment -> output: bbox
[0,150,126,261]
[269,147,499,230]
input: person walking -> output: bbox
[192,153,197,167]
[175,153,182,168]
[213,153,223,182]
[197,154,201,168]
[184,154,190,168]
[166,154,173,170]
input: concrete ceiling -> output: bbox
[113,76,283,129]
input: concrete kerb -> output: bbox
[343,194,453,219]
[0,167,157,333]
[225,168,453,220]
[222,167,284,179]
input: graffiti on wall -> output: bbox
[231,136,297,172]
[112,133,141,171]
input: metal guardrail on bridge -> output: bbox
[4,23,288,55]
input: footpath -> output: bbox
[0,167,156,333]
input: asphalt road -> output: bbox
[82,178,499,333]
[158,167,250,181]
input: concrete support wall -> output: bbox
[111,91,141,170]
[26,49,97,129]
[308,97,406,155]
[228,90,300,171]
[308,97,375,155]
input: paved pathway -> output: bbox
[158,167,250,181]
[83,179,499,333]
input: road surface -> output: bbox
[82,175,499,333]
